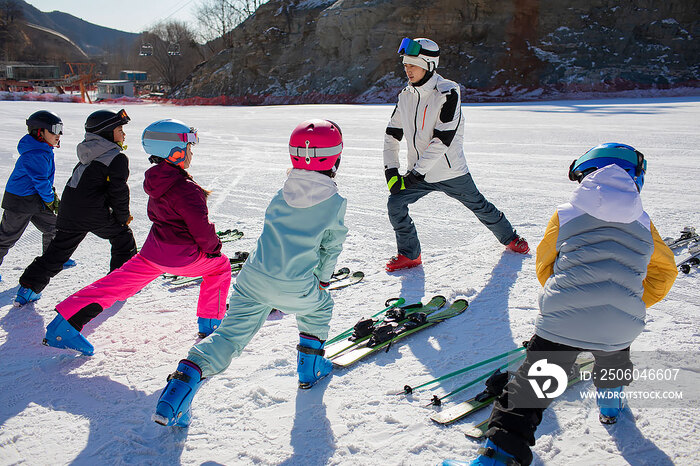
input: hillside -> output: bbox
[17,0,138,56]
[172,0,700,103]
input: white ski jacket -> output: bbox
[383,72,469,183]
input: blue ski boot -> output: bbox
[197,317,222,338]
[153,360,204,427]
[597,386,625,424]
[14,286,41,306]
[297,333,333,389]
[63,259,77,269]
[43,313,94,356]
[441,439,520,465]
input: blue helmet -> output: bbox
[568,143,647,191]
[142,119,198,168]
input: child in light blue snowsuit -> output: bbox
[154,119,348,427]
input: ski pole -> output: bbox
[397,346,526,395]
[325,297,406,345]
[426,353,526,407]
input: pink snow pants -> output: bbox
[55,252,231,321]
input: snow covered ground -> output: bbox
[0,97,698,466]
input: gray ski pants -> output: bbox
[387,173,516,260]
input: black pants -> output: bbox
[20,221,137,293]
[0,208,56,266]
[485,335,633,465]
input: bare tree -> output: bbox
[194,0,266,55]
[139,20,201,90]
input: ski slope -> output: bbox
[0,97,698,465]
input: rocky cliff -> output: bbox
[173,0,699,103]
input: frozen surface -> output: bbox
[0,97,698,465]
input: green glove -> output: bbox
[45,189,60,215]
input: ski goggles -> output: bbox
[398,38,422,56]
[178,128,199,144]
[116,108,131,125]
[143,128,198,145]
[48,123,64,135]
[397,38,439,58]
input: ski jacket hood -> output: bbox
[76,133,121,165]
[68,133,123,190]
[282,169,339,208]
[143,159,183,198]
[17,133,53,157]
[570,164,643,224]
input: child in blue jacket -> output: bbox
[0,111,63,281]
[153,119,348,428]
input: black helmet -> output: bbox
[85,109,130,142]
[26,110,63,135]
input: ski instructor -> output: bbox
[382,37,529,272]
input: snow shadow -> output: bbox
[278,381,335,466]
[606,408,674,465]
[381,251,526,389]
[0,299,187,464]
[509,98,694,116]
[397,265,426,305]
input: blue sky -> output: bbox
[24,0,199,33]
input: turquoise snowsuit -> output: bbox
[188,169,348,377]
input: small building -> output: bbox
[96,80,134,100]
[4,64,60,80]
[119,70,148,82]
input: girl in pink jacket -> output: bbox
[42,119,231,356]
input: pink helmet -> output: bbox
[289,119,342,172]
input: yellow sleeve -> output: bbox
[536,211,560,287]
[642,221,678,307]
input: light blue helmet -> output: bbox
[569,143,647,192]
[142,119,198,168]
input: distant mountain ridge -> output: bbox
[18,0,138,56]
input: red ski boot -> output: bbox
[385,254,422,272]
[506,235,530,254]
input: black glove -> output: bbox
[206,252,222,258]
[403,169,425,188]
[45,188,60,214]
[385,168,425,195]
[385,168,403,194]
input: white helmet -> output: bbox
[398,37,440,72]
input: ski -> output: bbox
[324,297,406,346]
[463,359,594,439]
[663,226,698,250]
[331,298,468,368]
[324,295,446,359]
[167,265,358,287]
[217,228,244,243]
[328,271,364,290]
[677,244,700,274]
